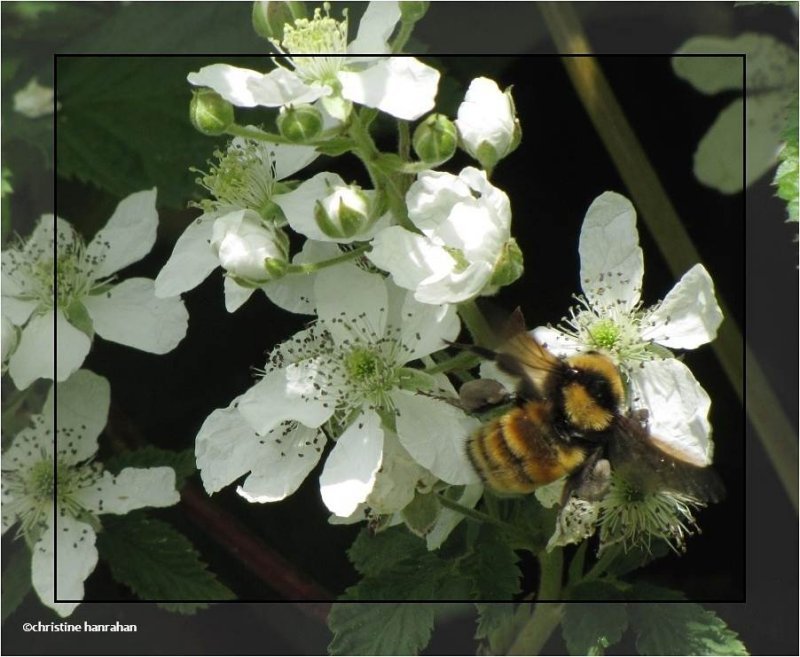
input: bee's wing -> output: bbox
[494,308,561,398]
[608,414,725,504]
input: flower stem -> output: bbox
[225,123,294,144]
[392,19,418,54]
[285,245,370,274]
[436,493,518,536]
[539,1,798,512]
[506,549,565,655]
[424,350,480,375]
[458,300,495,347]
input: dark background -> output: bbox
[2,1,797,655]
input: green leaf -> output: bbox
[1,542,31,623]
[328,602,436,656]
[347,526,428,578]
[56,57,257,209]
[562,603,628,656]
[104,446,196,490]
[459,525,521,600]
[96,511,234,604]
[673,33,798,193]
[630,603,748,655]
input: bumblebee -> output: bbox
[461,309,723,504]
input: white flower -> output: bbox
[2,314,18,370]
[456,77,520,170]
[210,209,289,283]
[367,167,515,304]
[187,2,439,121]
[533,191,723,466]
[13,78,58,119]
[1,190,189,390]
[155,138,324,313]
[1,370,179,616]
[275,171,390,243]
[196,264,479,518]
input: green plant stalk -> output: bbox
[285,244,370,274]
[458,300,495,347]
[435,493,518,535]
[226,122,346,147]
[507,549,565,655]
[424,350,481,375]
[539,1,798,511]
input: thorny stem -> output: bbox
[539,1,798,512]
[285,244,370,274]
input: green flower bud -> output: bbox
[277,104,323,142]
[399,1,429,23]
[252,1,307,41]
[211,210,289,284]
[412,113,457,165]
[189,88,234,136]
[314,185,373,239]
[490,237,524,287]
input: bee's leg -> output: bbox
[561,449,611,505]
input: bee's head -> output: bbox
[560,352,625,432]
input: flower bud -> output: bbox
[456,77,521,171]
[190,88,235,136]
[211,210,289,284]
[412,113,457,165]
[490,238,524,287]
[314,185,373,239]
[277,104,323,142]
[399,1,429,23]
[252,1,292,40]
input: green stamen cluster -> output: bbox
[345,347,397,401]
[193,139,280,219]
[277,3,349,85]
[598,474,702,554]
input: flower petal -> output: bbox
[1,285,38,324]
[187,64,265,107]
[396,290,460,363]
[223,276,255,313]
[275,171,346,242]
[237,364,335,435]
[392,389,481,485]
[339,57,440,121]
[247,67,329,107]
[261,241,341,315]
[77,467,179,515]
[86,189,158,278]
[314,264,388,344]
[43,369,110,465]
[347,1,400,55]
[270,143,320,181]
[84,278,188,354]
[9,310,91,388]
[366,431,427,515]
[579,192,644,312]
[641,264,723,349]
[195,403,261,494]
[416,260,494,305]
[31,512,97,618]
[367,225,453,292]
[628,359,713,466]
[319,410,384,517]
[237,423,325,503]
[531,326,583,357]
[154,212,218,298]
